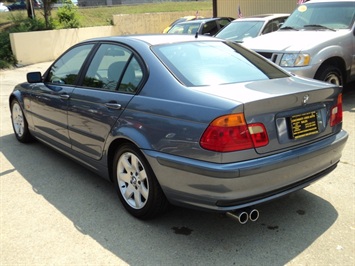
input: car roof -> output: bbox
[86,34,218,46]
[174,17,232,25]
[232,13,289,22]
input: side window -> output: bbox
[202,21,218,35]
[279,17,288,25]
[82,43,143,93]
[262,18,288,35]
[47,44,94,85]
[217,19,231,29]
[188,25,199,34]
[118,57,143,93]
[262,20,279,34]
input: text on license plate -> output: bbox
[290,111,319,139]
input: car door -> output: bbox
[30,43,95,147]
[68,43,143,160]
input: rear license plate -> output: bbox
[290,111,319,139]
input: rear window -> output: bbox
[152,41,288,86]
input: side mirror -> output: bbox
[27,72,42,83]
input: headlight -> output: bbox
[280,53,310,67]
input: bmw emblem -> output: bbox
[303,94,309,105]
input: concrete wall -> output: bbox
[10,26,119,66]
[10,10,212,66]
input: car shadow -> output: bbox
[342,82,355,113]
[1,132,339,265]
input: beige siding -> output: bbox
[217,0,298,18]
[112,11,213,35]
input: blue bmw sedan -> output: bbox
[9,34,348,221]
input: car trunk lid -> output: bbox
[194,77,341,155]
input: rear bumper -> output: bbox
[144,130,348,212]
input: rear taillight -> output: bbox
[330,93,343,127]
[200,113,269,152]
[248,123,269,147]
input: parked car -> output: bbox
[52,0,77,8]
[9,34,348,221]
[6,0,42,10]
[33,0,42,8]
[214,14,289,42]
[0,2,9,12]
[6,1,26,10]
[163,15,204,33]
[166,17,234,36]
[243,0,355,86]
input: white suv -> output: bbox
[243,0,355,86]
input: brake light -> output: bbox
[330,93,343,127]
[200,113,269,152]
[248,123,269,147]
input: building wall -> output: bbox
[112,10,212,35]
[216,0,298,18]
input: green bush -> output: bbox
[0,31,16,69]
[0,13,54,69]
[0,15,49,69]
[56,0,81,28]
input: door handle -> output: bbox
[60,94,70,100]
[105,103,122,110]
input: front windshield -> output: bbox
[168,22,200,34]
[215,21,264,42]
[152,41,288,86]
[282,2,355,30]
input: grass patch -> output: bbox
[0,1,212,28]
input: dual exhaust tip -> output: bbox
[226,208,259,224]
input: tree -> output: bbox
[43,0,55,29]
[26,0,35,19]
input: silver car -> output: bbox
[215,14,289,42]
[243,0,355,86]
[166,17,233,36]
[9,35,348,222]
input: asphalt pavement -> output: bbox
[1,62,354,266]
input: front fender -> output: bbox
[311,44,350,71]
[9,88,24,109]
[9,84,35,131]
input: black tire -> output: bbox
[113,143,169,220]
[10,99,32,143]
[314,64,343,86]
